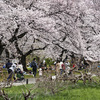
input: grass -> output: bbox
[0,69,8,82]
[0,84,34,100]
[27,67,32,71]
[24,74,34,78]
[35,82,100,100]
[1,68,100,100]
[1,82,100,100]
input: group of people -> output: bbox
[55,60,71,76]
[30,58,47,77]
[5,58,43,81]
[5,57,88,82]
[5,60,24,82]
[29,58,72,77]
[30,58,72,77]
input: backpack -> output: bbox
[31,61,36,68]
[62,64,65,70]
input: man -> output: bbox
[6,60,12,71]
[31,58,38,77]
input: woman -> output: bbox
[56,61,60,76]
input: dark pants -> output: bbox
[7,69,13,80]
[32,68,37,77]
[60,69,63,75]
[7,69,16,81]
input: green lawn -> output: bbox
[1,82,100,100]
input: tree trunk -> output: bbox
[0,41,5,55]
[21,55,27,71]
[0,47,4,55]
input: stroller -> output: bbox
[15,68,25,82]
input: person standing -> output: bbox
[31,58,38,77]
[65,61,70,74]
[62,61,65,73]
[7,63,17,82]
[56,60,60,76]
[59,61,63,75]
[6,60,12,71]
[39,67,42,77]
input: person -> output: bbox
[66,61,70,67]
[56,60,60,76]
[6,60,12,71]
[39,62,43,68]
[39,67,42,77]
[31,58,38,77]
[66,66,70,75]
[17,62,23,72]
[72,63,75,68]
[62,62,65,73]
[39,62,43,76]
[7,63,17,82]
[15,68,24,81]
[64,61,70,75]
[59,61,64,75]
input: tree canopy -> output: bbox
[0,0,100,66]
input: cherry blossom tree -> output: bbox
[1,0,100,70]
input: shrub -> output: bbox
[45,58,54,67]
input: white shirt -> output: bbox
[59,62,63,69]
[17,64,23,72]
[39,68,42,76]
[9,63,17,72]
[66,66,70,73]
[66,62,70,66]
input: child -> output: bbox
[39,68,42,77]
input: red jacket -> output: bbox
[72,64,75,68]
